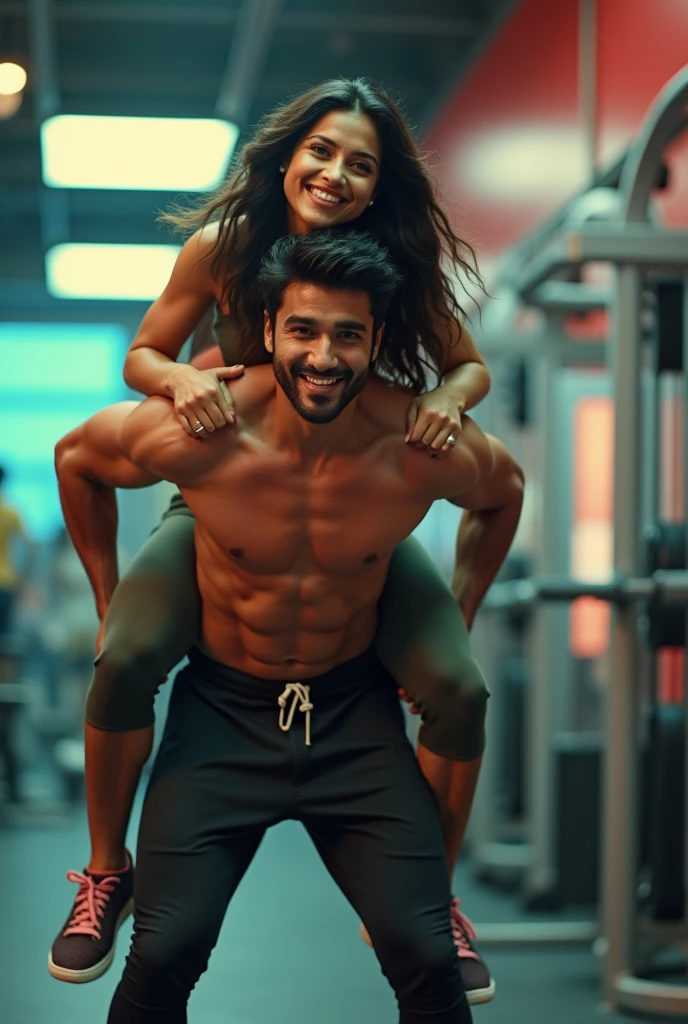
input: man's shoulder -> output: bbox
[229,364,275,417]
[407,416,494,500]
[359,377,411,437]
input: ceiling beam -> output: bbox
[3,2,479,36]
[28,0,69,248]
[28,0,61,120]
[215,0,283,124]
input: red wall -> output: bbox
[426,0,688,262]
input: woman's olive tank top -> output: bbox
[212,306,271,368]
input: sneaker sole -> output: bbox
[47,897,134,984]
[361,923,496,1006]
[467,979,496,1005]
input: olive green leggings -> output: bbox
[87,498,488,760]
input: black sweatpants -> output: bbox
[108,648,471,1024]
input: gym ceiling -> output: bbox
[0,0,512,319]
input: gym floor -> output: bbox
[1,807,673,1024]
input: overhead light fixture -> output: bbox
[45,243,180,300]
[0,60,27,119]
[41,115,239,191]
[457,126,587,202]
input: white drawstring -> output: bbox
[278,683,313,747]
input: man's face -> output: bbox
[264,282,383,424]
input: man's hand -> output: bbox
[164,364,245,438]
[405,386,464,459]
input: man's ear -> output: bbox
[372,323,384,362]
[264,310,274,354]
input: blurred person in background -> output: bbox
[50,79,496,1004]
[0,464,32,803]
[0,465,30,662]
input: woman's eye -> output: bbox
[311,145,329,157]
[353,162,372,174]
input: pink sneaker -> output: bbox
[451,897,496,1005]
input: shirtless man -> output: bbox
[54,230,523,1023]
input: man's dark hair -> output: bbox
[257,230,402,338]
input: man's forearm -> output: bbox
[56,453,119,619]
[452,496,523,629]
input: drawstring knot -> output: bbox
[278,682,313,746]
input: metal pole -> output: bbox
[522,322,560,905]
[601,264,643,1005]
[578,0,597,183]
[683,275,688,935]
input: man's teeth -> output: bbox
[304,375,340,386]
[309,187,343,204]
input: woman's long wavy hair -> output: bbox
[162,78,482,393]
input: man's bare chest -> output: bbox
[182,448,432,576]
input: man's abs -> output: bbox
[196,544,385,678]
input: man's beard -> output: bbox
[272,358,370,424]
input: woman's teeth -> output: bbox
[308,186,344,205]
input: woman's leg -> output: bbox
[375,536,489,874]
[50,500,202,984]
[83,498,200,873]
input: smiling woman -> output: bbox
[282,110,381,234]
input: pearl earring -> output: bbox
[368,200,374,206]
[279,165,285,173]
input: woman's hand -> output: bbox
[405,385,464,458]
[399,689,421,715]
[165,364,245,438]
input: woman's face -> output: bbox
[283,110,382,235]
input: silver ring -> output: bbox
[193,421,205,434]
[446,434,456,447]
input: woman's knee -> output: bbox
[85,642,163,731]
[418,659,490,761]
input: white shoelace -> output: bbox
[278,683,313,747]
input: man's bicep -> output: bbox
[58,403,160,489]
[120,398,197,483]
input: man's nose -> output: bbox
[307,338,338,370]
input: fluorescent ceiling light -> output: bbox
[0,62,27,95]
[457,127,587,202]
[41,115,239,190]
[46,244,180,300]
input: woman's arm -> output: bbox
[123,224,243,438]
[438,320,491,414]
[406,315,491,456]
